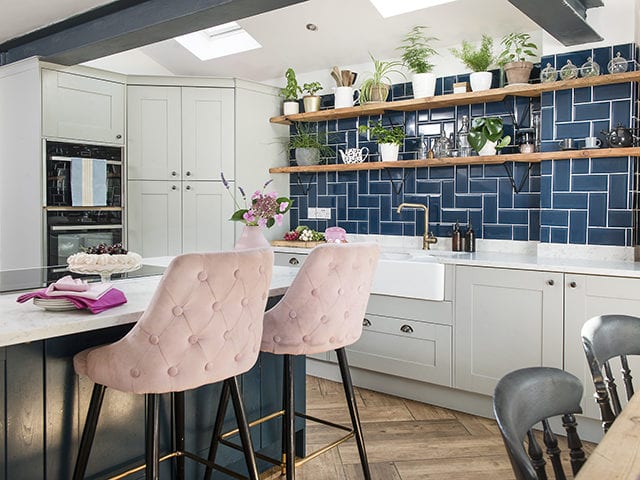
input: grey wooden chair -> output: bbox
[581,314,640,433]
[493,367,587,480]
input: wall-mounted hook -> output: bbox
[382,168,411,195]
[295,172,316,195]
[503,162,533,194]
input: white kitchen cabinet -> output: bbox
[565,274,640,419]
[127,85,234,181]
[454,266,563,396]
[42,69,125,145]
[127,180,234,257]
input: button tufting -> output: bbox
[198,271,208,281]
[274,336,281,343]
[205,362,214,371]
[149,335,160,345]
[329,336,336,343]
[289,310,297,319]
[130,368,140,378]
[311,289,318,296]
[172,306,183,316]
[328,262,336,270]
[212,302,222,311]
[188,335,199,344]
[234,269,241,279]
[223,330,231,340]
[168,366,178,377]
[320,315,328,324]
[338,288,344,295]
[234,354,242,362]
[303,335,310,343]
[241,298,249,306]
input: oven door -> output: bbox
[48,225,123,267]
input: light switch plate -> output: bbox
[316,208,331,219]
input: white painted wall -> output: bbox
[83,48,175,76]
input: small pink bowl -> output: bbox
[325,226,347,243]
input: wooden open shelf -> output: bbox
[268,147,640,173]
[269,71,640,125]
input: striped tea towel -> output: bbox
[71,158,107,206]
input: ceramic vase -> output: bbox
[295,147,321,166]
[504,61,534,85]
[379,143,400,161]
[477,140,497,156]
[283,101,299,115]
[412,73,437,98]
[235,225,270,250]
[470,72,492,92]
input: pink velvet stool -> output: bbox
[72,249,273,480]
[207,243,380,480]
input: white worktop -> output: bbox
[0,265,298,348]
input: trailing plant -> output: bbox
[398,25,439,74]
[360,54,405,103]
[497,33,538,65]
[302,81,322,96]
[288,123,334,157]
[358,121,406,146]
[467,117,511,152]
[280,67,302,101]
[450,35,496,72]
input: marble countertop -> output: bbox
[0,265,298,348]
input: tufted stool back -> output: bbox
[261,243,379,356]
[74,248,274,394]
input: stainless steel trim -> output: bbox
[49,155,122,166]
[50,224,123,232]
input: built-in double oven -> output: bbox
[45,140,124,267]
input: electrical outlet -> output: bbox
[307,207,317,218]
[316,208,332,219]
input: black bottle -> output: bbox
[452,222,463,251]
[464,222,476,252]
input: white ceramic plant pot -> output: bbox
[379,143,400,162]
[283,101,299,115]
[412,72,437,98]
[477,140,497,156]
[469,71,492,92]
[295,147,321,166]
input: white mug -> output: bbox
[334,86,360,109]
[584,136,602,148]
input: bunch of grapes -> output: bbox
[85,243,128,255]
[283,230,300,241]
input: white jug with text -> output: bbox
[334,87,360,109]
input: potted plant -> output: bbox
[358,121,405,161]
[497,33,538,85]
[280,67,302,115]
[468,117,511,156]
[398,25,438,98]
[288,123,334,166]
[360,54,405,104]
[450,35,496,92]
[302,81,322,113]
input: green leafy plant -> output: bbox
[302,81,322,96]
[358,121,405,146]
[450,35,496,72]
[280,67,302,101]
[398,26,439,74]
[467,117,511,152]
[497,33,538,65]
[288,123,334,157]
[360,54,405,103]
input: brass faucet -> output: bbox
[397,203,438,250]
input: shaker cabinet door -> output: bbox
[42,69,125,145]
[127,86,182,180]
[127,180,182,257]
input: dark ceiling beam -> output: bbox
[0,0,307,66]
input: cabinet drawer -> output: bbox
[274,252,307,267]
[345,314,452,386]
[367,295,453,326]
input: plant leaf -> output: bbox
[230,209,248,221]
[468,131,487,152]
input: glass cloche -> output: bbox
[608,52,628,74]
[560,60,579,80]
[540,63,557,83]
[580,57,600,77]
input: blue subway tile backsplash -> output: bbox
[286,43,636,247]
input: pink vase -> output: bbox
[235,225,271,250]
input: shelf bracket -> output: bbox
[503,162,533,194]
[294,172,316,195]
[382,168,411,195]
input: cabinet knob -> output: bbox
[547,279,555,286]
[570,281,577,288]
[116,134,122,139]
[363,318,371,327]
[171,171,178,177]
[185,185,192,190]
[288,257,299,265]
[400,324,414,334]
[185,171,192,177]
[171,185,177,190]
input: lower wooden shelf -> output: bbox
[268,147,640,173]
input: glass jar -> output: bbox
[580,57,600,77]
[540,63,557,83]
[560,60,579,80]
[608,52,628,74]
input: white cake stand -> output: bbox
[68,263,142,283]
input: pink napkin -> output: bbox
[45,276,113,300]
[17,288,127,314]
[46,275,89,292]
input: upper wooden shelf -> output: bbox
[268,147,640,173]
[269,71,640,125]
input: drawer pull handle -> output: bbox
[185,171,192,176]
[400,325,414,334]
[289,258,299,265]
[547,279,555,286]
[116,134,122,139]
[363,318,371,327]
[171,185,177,190]
[570,281,577,288]
[185,185,192,190]
[171,171,178,177]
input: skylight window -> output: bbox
[369,0,458,18]
[175,21,261,61]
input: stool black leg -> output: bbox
[204,380,231,480]
[145,394,160,480]
[336,348,371,480]
[283,354,296,480]
[73,383,106,480]
[173,391,185,480]
[228,376,260,480]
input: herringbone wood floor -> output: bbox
[264,376,596,479]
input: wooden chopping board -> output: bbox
[271,240,325,249]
